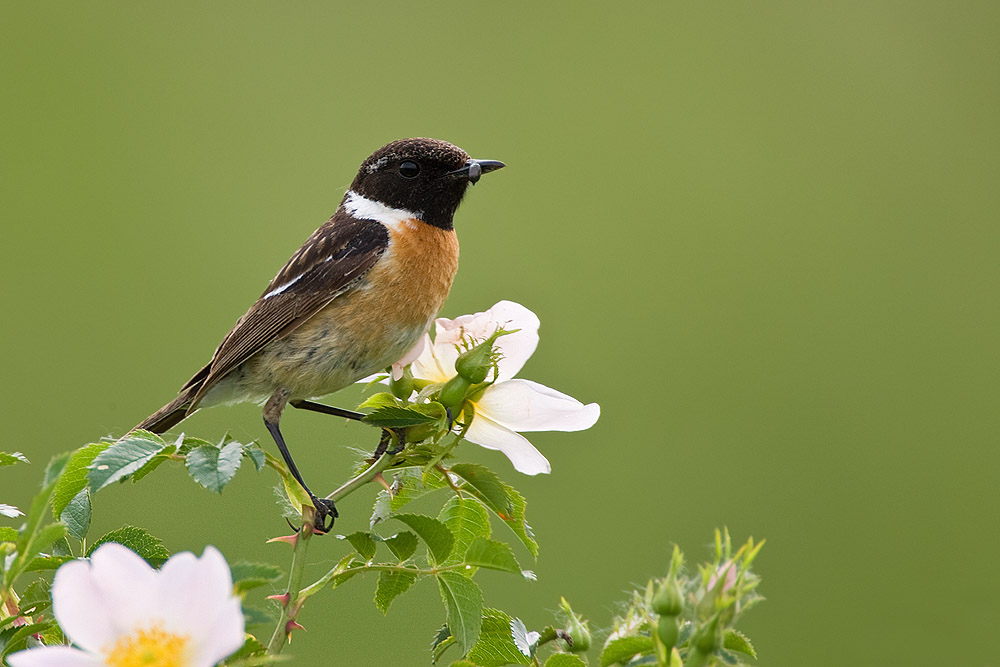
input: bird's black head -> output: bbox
[348,138,504,230]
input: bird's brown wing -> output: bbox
[186,212,389,407]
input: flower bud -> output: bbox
[455,328,510,384]
[389,366,414,399]
[437,374,472,410]
[694,615,721,655]
[559,597,591,653]
[652,576,682,617]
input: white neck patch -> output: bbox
[344,190,421,231]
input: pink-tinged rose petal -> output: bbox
[7,646,105,667]
[392,336,426,380]
[429,301,540,382]
[475,379,600,433]
[410,333,449,382]
[89,543,159,636]
[464,414,551,475]
[51,556,122,653]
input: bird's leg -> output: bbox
[264,391,337,533]
[290,399,366,421]
[290,399,405,458]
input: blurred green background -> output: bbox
[3,2,998,665]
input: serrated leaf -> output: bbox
[457,474,537,559]
[449,464,512,515]
[88,434,168,490]
[375,569,418,614]
[42,451,72,487]
[231,561,283,595]
[381,531,418,562]
[724,629,757,658]
[600,635,655,666]
[186,442,243,493]
[328,553,363,590]
[436,571,483,655]
[358,392,401,411]
[439,495,491,570]
[0,527,17,542]
[545,655,588,667]
[227,635,269,661]
[341,531,377,561]
[463,538,522,575]
[131,444,177,483]
[18,579,52,617]
[60,488,91,540]
[0,504,21,518]
[371,468,449,527]
[53,443,108,518]
[0,622,54,660]
[12,481,59,578]
[22,555,75,573]
[363,405,439,428]
[466,608,531,667]
[510,618,536,658]
[243,445,266,472]
[0,452,28,467]
[177,435,214,457]
[87,526,170,566]
[395,514,454,565]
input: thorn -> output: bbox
[267,534,299,547]
[285,619,306,640]
[267,593,291,608]
[374,472,391,492]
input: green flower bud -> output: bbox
[455,328,511,384]
[694,615,721,655]
[389,366,414,399]
[438,374,472,410]
[652,576,682,617]
[559,597,591,653]
[656,615,679,651]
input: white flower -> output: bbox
[409,300,599,475]
[9,543,245,667]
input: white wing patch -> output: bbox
[344,190,421,232]
[263,273,304,299]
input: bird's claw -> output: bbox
[310,496,338,534]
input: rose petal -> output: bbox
[7,646,105,667]
[186,597,246,667]
[410,333,450,382]
[427,301,540,382]
[158,547,239,642]
[89,543,159,636]
[391,336,427,380]
[475,379,600,432]
[464,414,551,475]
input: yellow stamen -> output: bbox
[105,625,189,667]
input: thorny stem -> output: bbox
[299,562,469,601]
[267,452,396,655]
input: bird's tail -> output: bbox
[134,364,211,434]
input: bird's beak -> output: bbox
[445,159,505,185]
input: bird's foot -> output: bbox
[310,496,338,534]
[373,428,407,458]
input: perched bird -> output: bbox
[134,138,504,531]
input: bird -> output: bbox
[133,137,504,531]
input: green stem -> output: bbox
[324,451,396,502]
[266,509,313,654]
[299,562,465,601]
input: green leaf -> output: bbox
[53,443,108,518]
[431,625,456,664]
[243,444,266,472]
[42,451,73,487]
[243,604,278,626]
[395,514,454,565]
[0,452,28,467]
[375,569,418,614]
[131,444,177,483]
[358,392,400,411]
[381,531,418,562]
[186,442,243,493]
[88,433,168,490]
[449,464,513,515]
[467,608,532,667]
[600,635,655,667]
[328,553,362,590]
[230,561,283,595]
[60,488,92,540]
[0,527,17,542]
[438,495,491,569]
[87,526,170,566]
[22,554,75,573]
[363,405,438,428]
[18,578,52,617]
[0,622,54,660]
[456,473,537,559]
[724,629,757,658]
[436,571,484,655]
[371,468,449,526]
[545,655,588,667]
[11,481,59,581]
[463,538,522,575]
[510,618,536,659]
[341,531,377,561]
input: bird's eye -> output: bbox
[399,161,420,178]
